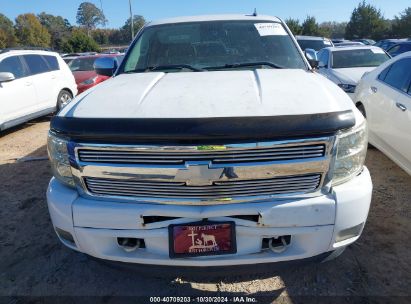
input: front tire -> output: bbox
[356,103,366,118]
[57,90,73,111]
[356,103,375,149]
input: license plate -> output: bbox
[169,222,236,258]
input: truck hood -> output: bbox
[60,69,354,119]
[332,67,377,86]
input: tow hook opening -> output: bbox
[117,238,146,252]
[262,235,291,253]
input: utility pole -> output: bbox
[99,0,105,28]
[129,0,134,41]
[99,0,104,13]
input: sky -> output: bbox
[0,0,409,28]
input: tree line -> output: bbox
[286,1,411,40]
[0,1,145,52]
[0,1,410,52]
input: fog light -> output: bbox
[336,223,364,243]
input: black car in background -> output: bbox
[295,35,334,51]
[374,39,408,50]
[387,41,411,57]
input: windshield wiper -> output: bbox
[127,64,203,73]
[205,61,284,70]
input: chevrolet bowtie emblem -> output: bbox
[175,164,224,186]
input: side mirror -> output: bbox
[0,72,15,82]
[304,48,319,69]
[308,59,320,69]
[318,62,328,69]
[94,57,118,77]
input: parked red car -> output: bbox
[68,54,124,94]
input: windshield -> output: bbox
[68,57,96,72]
[122,20,307,73]
[332,49,390,68]
[297,39,332,51]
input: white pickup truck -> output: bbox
[46,14,372,269]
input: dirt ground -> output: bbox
[0,117,410,304]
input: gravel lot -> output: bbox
[0,118,410,303]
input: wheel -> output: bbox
[57,90,73,111]
[356,103,375,149]
[356,103,366,118]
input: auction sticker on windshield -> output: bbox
[255,23,287,36]
[169,222,236,258]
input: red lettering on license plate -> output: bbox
[169,222,236,258]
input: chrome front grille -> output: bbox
[77,144,326,165]
[84,174,322,199]
[71,137,335,205]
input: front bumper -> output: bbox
[77,83,95,95]
[47,167,372,267]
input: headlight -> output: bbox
[47,132,75,187]
[80,76,98,85]
[338,83,356,93]
[332,121,368,186]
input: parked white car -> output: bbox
[0,49,77,131]
[317,46,391,100]
[355,51,411,175]
[46,14,372,269]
